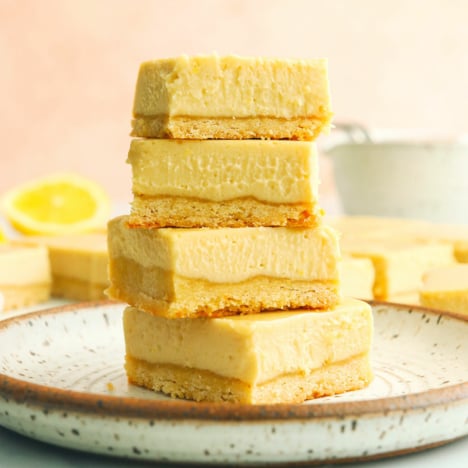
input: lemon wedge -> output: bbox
[2,173,111,235]
[0,227,6,243]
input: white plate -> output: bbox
[0,301,467,465]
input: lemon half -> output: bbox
[2,173,111,235]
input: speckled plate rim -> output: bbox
[0,300,467,423]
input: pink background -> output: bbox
[1,0,467,203]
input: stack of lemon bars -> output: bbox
[106,55,373,404]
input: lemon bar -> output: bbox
[0,243,51,311]
[107,216,341,318]
[455,242,468,263]
[124,298,373,404]
[329,216,468,263]
[387,292,420,305]
[420,264,468,316]
[24,234,108,301]
[131,55,332,140]
[128,139,322,228]
[328,215,431,244]
[341,239,455,300]
[340,256,374,300]
[413,224,468,263]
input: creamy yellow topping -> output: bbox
[0,243,50,285]
[422,264,468,291]
[22,234,108,283]
[340,256,374,299]
[133,55,330,119]
[342,240,455,297]
[108,216,340,284]
[128,139,319,204]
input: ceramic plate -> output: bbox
[0,301,467,465]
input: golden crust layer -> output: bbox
[125,352,372,404]
[0,283,50,311]
[106,259,340,318]
[131,115,330,141]
[129,195,322,228]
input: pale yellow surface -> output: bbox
[341,239,455,300]
[124,297,372,384]
[108,216,340,284]
[329,216,468,264]
[22,234,108,283]
[422,264,468,290]
[420,264,468,315]
[133,55,330,120]
[340,256,374,300]
[328,216,466,300]
[387,292,420,305]
[414,224,468,263]
[128,139,319,204]
[0,243,51,285]
[327,215,432,244]
[0,284,50,312]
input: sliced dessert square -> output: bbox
[419,264,468,316]
[107,216,341,318]
[0,243,51,311]
[128,139,322,228]
[123,297,373,404]
[387,292,420,305]
[341,239,455,300]
[131,55,332,140]
[24,233,108,301]
[340,256,374,300]
[413,224,468,263]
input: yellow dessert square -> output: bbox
[327,215,431,244]
[128,139,322,228]
[341,239,455,300]
[107,216,341,318]
[387,292,420,305]
[413,224,468,263]
[0,243,51,311]
[340,256,374,300]
[419,264,468,316]
[329,215,468,263]
[455,241,468,263]
[131,55,332,140]
[123,298,373,404]
[24,234,108,301]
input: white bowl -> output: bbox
[325,130,468,223]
